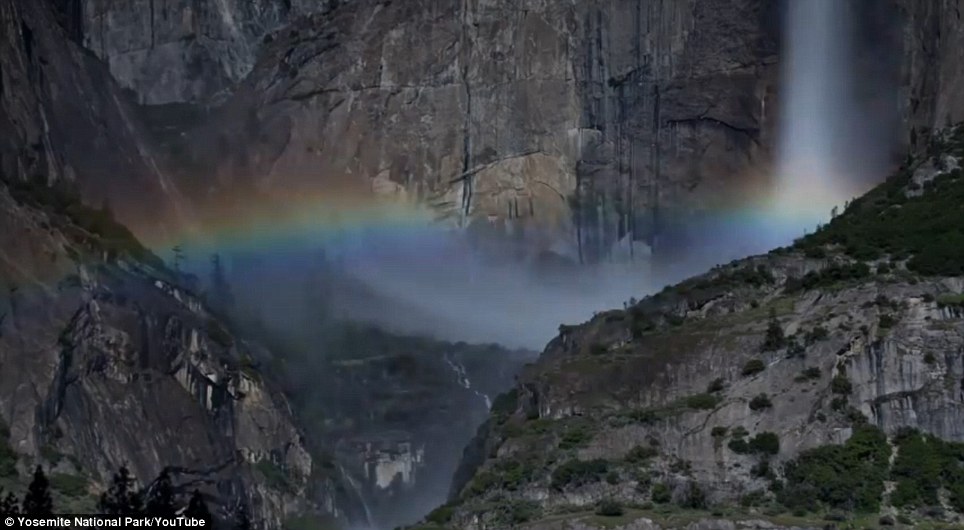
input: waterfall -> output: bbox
[773,0,857,227]
[443,353,492,410]
[341,469,375,529]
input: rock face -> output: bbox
[0,181,358,527]
[79,0,333,104]
[302,336,532,529]
[42,0,964,265]
[152,0,781,265]
[896,0,964,145]
[0,0,184,241]
[443,129,964,529]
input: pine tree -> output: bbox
[144,469,176,517]
[172,245,185,273]
[22,466,53,515]
[761,308,786,352]
[99,466,143,515]
[234,501,251,530]
[210,253,235,310]
[1,489,19,514]
[184,490,212,522]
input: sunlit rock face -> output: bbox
[132,0,783,265]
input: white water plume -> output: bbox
[771,0,895,240]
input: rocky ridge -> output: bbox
[427,128,964,529]
[0,179,359,527]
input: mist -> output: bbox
[158,4,904,528]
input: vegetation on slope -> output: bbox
[792,125,964,275]
[2,175,165,269]
[433,126,964,530]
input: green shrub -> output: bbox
[707,378,725,393]
[889,429,964,511]
[625,445,658,464]
[595,499,624,517]
[879,314,898,329]
[550,459,608,491]
[559,424,594,450]
[505,500,541,525]
[797,367,822,382]
[685,393,721,410]
[749,432,780,455]
[7,177,165,269]
[923,352,937,365]
[749,394,772,411]
[729,432,779,455]
[937,293,964,308]
[804,326,829,344]
[50,473,88,498]
[651,482,672,504]
[740,490,767,507]
[491,389,519,422]
[425,504,455,524]
[831,374,853,395]
[742,359,766,376]
[710,426,728,438]
[589,342,608,355]
[793,128,964,278]
[762,311,786,351]
[779,425,891,513]
[490,457,540,491]
[255,459,291,492]
[784,263,872,293]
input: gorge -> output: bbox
[1,1,964,529]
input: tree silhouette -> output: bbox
[0,489,19,514]
[99,466,143,515]
[209,253,235,310]
[184,490,212,522]
[234,501,252,530]
[144,469,177,517]
[22,466,53,515]
[172,245,185,273]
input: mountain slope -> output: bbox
[0,178,359,527]
[432,126,964,529]
[0,0,184,242]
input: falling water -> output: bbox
[773,0,858,228]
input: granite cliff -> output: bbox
[0,0,184,241]
[72,0,960,267]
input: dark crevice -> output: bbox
[664,116,761,144]
[458,0,474,223]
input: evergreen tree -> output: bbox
[234,501,251,530]
[184,490,212,522]
[1,489,20,514]
[172,245,185,273]
[99,466,143,515]
[22,466,53,515]
[144,469,177,517]
[210,253,235,310]
[761,308,786,352]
